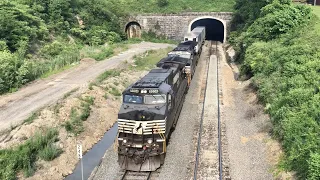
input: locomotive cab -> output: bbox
[117,69,174,171]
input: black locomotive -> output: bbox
[117,30,205,171]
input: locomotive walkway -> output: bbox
[0,42,173,133]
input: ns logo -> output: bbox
[133,122,144,134]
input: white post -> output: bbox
[77,143,83,180]
[315,0,317,6]
[81,158,84,180]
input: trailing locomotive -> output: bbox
[116,27,206,172]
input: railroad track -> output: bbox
[120,170,152,180]
[193,41,223,180]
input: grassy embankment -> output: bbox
[230,1,320,179]
[0,129,61,179]
[118,0,236,13]
[0,47,172,179]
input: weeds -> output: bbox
[39,144,62,161]
[64,96,95,135]
[109,87,121,96]
[53,104,62,115]
[0,128,61,179]
[63,87,79,99]
[97,70,121,83]
[24,111,40,124]
[131,47,172,71]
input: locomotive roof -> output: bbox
[172,41,196,52]
[131,68,172,89]
[156,56,189,69]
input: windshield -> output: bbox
[144,95,166,104]
[124,95,143,104]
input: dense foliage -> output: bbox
[0,0,125,94]
[115,0,236,13]
[230,0,320,179]
[1,0,208,95]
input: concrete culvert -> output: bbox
[189,17,225,43]
[125,21,142,38]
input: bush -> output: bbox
[0,128,61,179]
[308,153,320,180]
[0,1,49,52]
[157,0,169,7]
[230,0,320,178]
[39,144,62,161]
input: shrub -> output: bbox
[308,153,320,180]
[157,0,169,7]
[231,0,320,178]
[0,128,61,179]
[39,144,62,161]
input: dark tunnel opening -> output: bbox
[125,21,142,38]
[191,18,224,43]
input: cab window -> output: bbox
[123,95,143,104]
[144,95,166,104]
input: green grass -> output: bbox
[39,144,63,161]
[131,47,172,71]
[117,0,236,13]
[109,87,122,96]
[40,63,77,79]
[311,6,320,33]
[63,96,95,135]
[81,45,115,61]
[311,6,320,18]
[63,87,79,99]
[24,111,40,124]
[96,70,122,83]
[0,128,61,179]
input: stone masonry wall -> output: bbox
[124,12,233,42]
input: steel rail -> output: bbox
[193,41,214,180]
[216,41,223,180]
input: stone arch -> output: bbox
[188,16,226,43]
[125,21,142,38]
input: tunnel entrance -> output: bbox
[125,22,142,38]
[189,17,225,43]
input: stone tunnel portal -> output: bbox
[189,17,225,43]
[125,21,142,38]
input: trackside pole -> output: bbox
[77,143,83,180]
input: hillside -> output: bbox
[0,0,235,95]
[230,1,320,179]
[116,0,236,13]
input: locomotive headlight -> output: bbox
[123,139,127,143]
[147,139,153,144]
[141,90,147,93]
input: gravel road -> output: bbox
[221,44,274,180]
[0,42,173,133]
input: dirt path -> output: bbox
[0,42,173,133]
